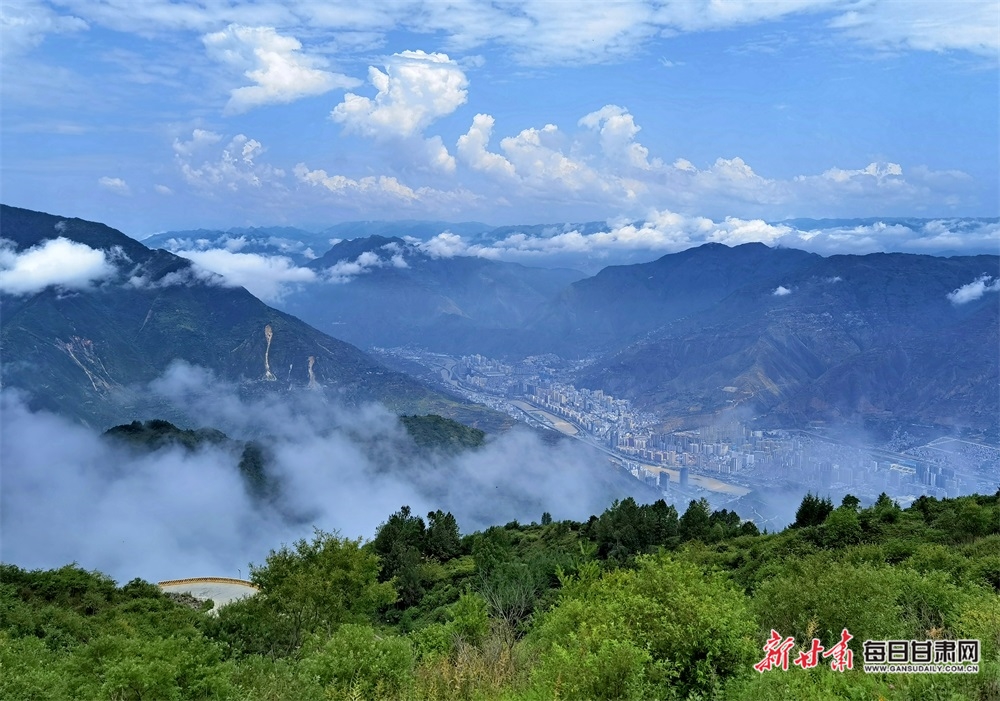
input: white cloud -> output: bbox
[773,285,793,296]
[323,250,391,283]
[331,50,468,138]
[500,123,609,194]
[203,24,360,114]
[820,161,903,184]
[457,113,517,179]
[829,0,999,56]
[688,157,784,205]
[174,132,285,191]
[154,184,173,195]
[0,0,87,57]
[97,175,131,195]
[164,104,982,224]
[460,106,927,216]
[171,248,316,302]
[409,211,1000,264]
[294,164,418,201]
[126,265,222,291]
[422,135,457,174]
[0,237,117,295]
[293,163,477,210]
[947,274,1000,304]
[419,232,473,259]
[579,104,658,170]
[172,128,222,156]
[36,0,1000,68]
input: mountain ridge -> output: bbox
[0,205,509,431]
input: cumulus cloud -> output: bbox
[579,104,658,170]
[332,50,468,138]
[170,248,316,302]
[162,100,981,222]
[294,164,418,201]
[0,237,117,295]
[1,365,627,582]
[174,131,285,191]
[457,113,517,179]
[500,123,613,196]
[328,50,467,172]
[448,106,971,217]
[418,231,479,259]
[154,184,174,195]
[422,134,457,174]
[172,128,222,156]
[98,176,131,195]
[293,162,477,210]
[203,24,360,114]
[947,274,1000,304]
[773,285,792,296]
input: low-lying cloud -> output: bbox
[172,248,317,302]
[409,213,1000,267]
[164,246,410,300]
[0,362,622,583]
[0,236,118,295]
[947,274,1000,304]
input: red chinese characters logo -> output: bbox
[754,630,796,672]
[756,628,854,673]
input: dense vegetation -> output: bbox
[399,415,487,452]
[2,492,999,700]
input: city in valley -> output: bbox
[378,347,1000,525]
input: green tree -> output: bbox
[678,498,712,542]
[793,492,834,528]
[841,493,861,511]
[643,499,679,547]
[594,497,644,560]
[217,529,395,657]
[425,510,462,561]
[820,505,864,548]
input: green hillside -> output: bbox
[0,205,508,432]
[3,492,998,700]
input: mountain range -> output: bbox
[9,207,997,437]
[575,249,999,433]
[177,227,996,436]
[0,205,508,431]
[281,236,586,353]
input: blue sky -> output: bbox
[2,0,998,243]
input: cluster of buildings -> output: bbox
[382,348,999,506]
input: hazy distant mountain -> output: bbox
[0,206,507,430]
[321,220,493,241]
[278,235,586,353]
[574,249,999,433]
[525,243,820,356]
